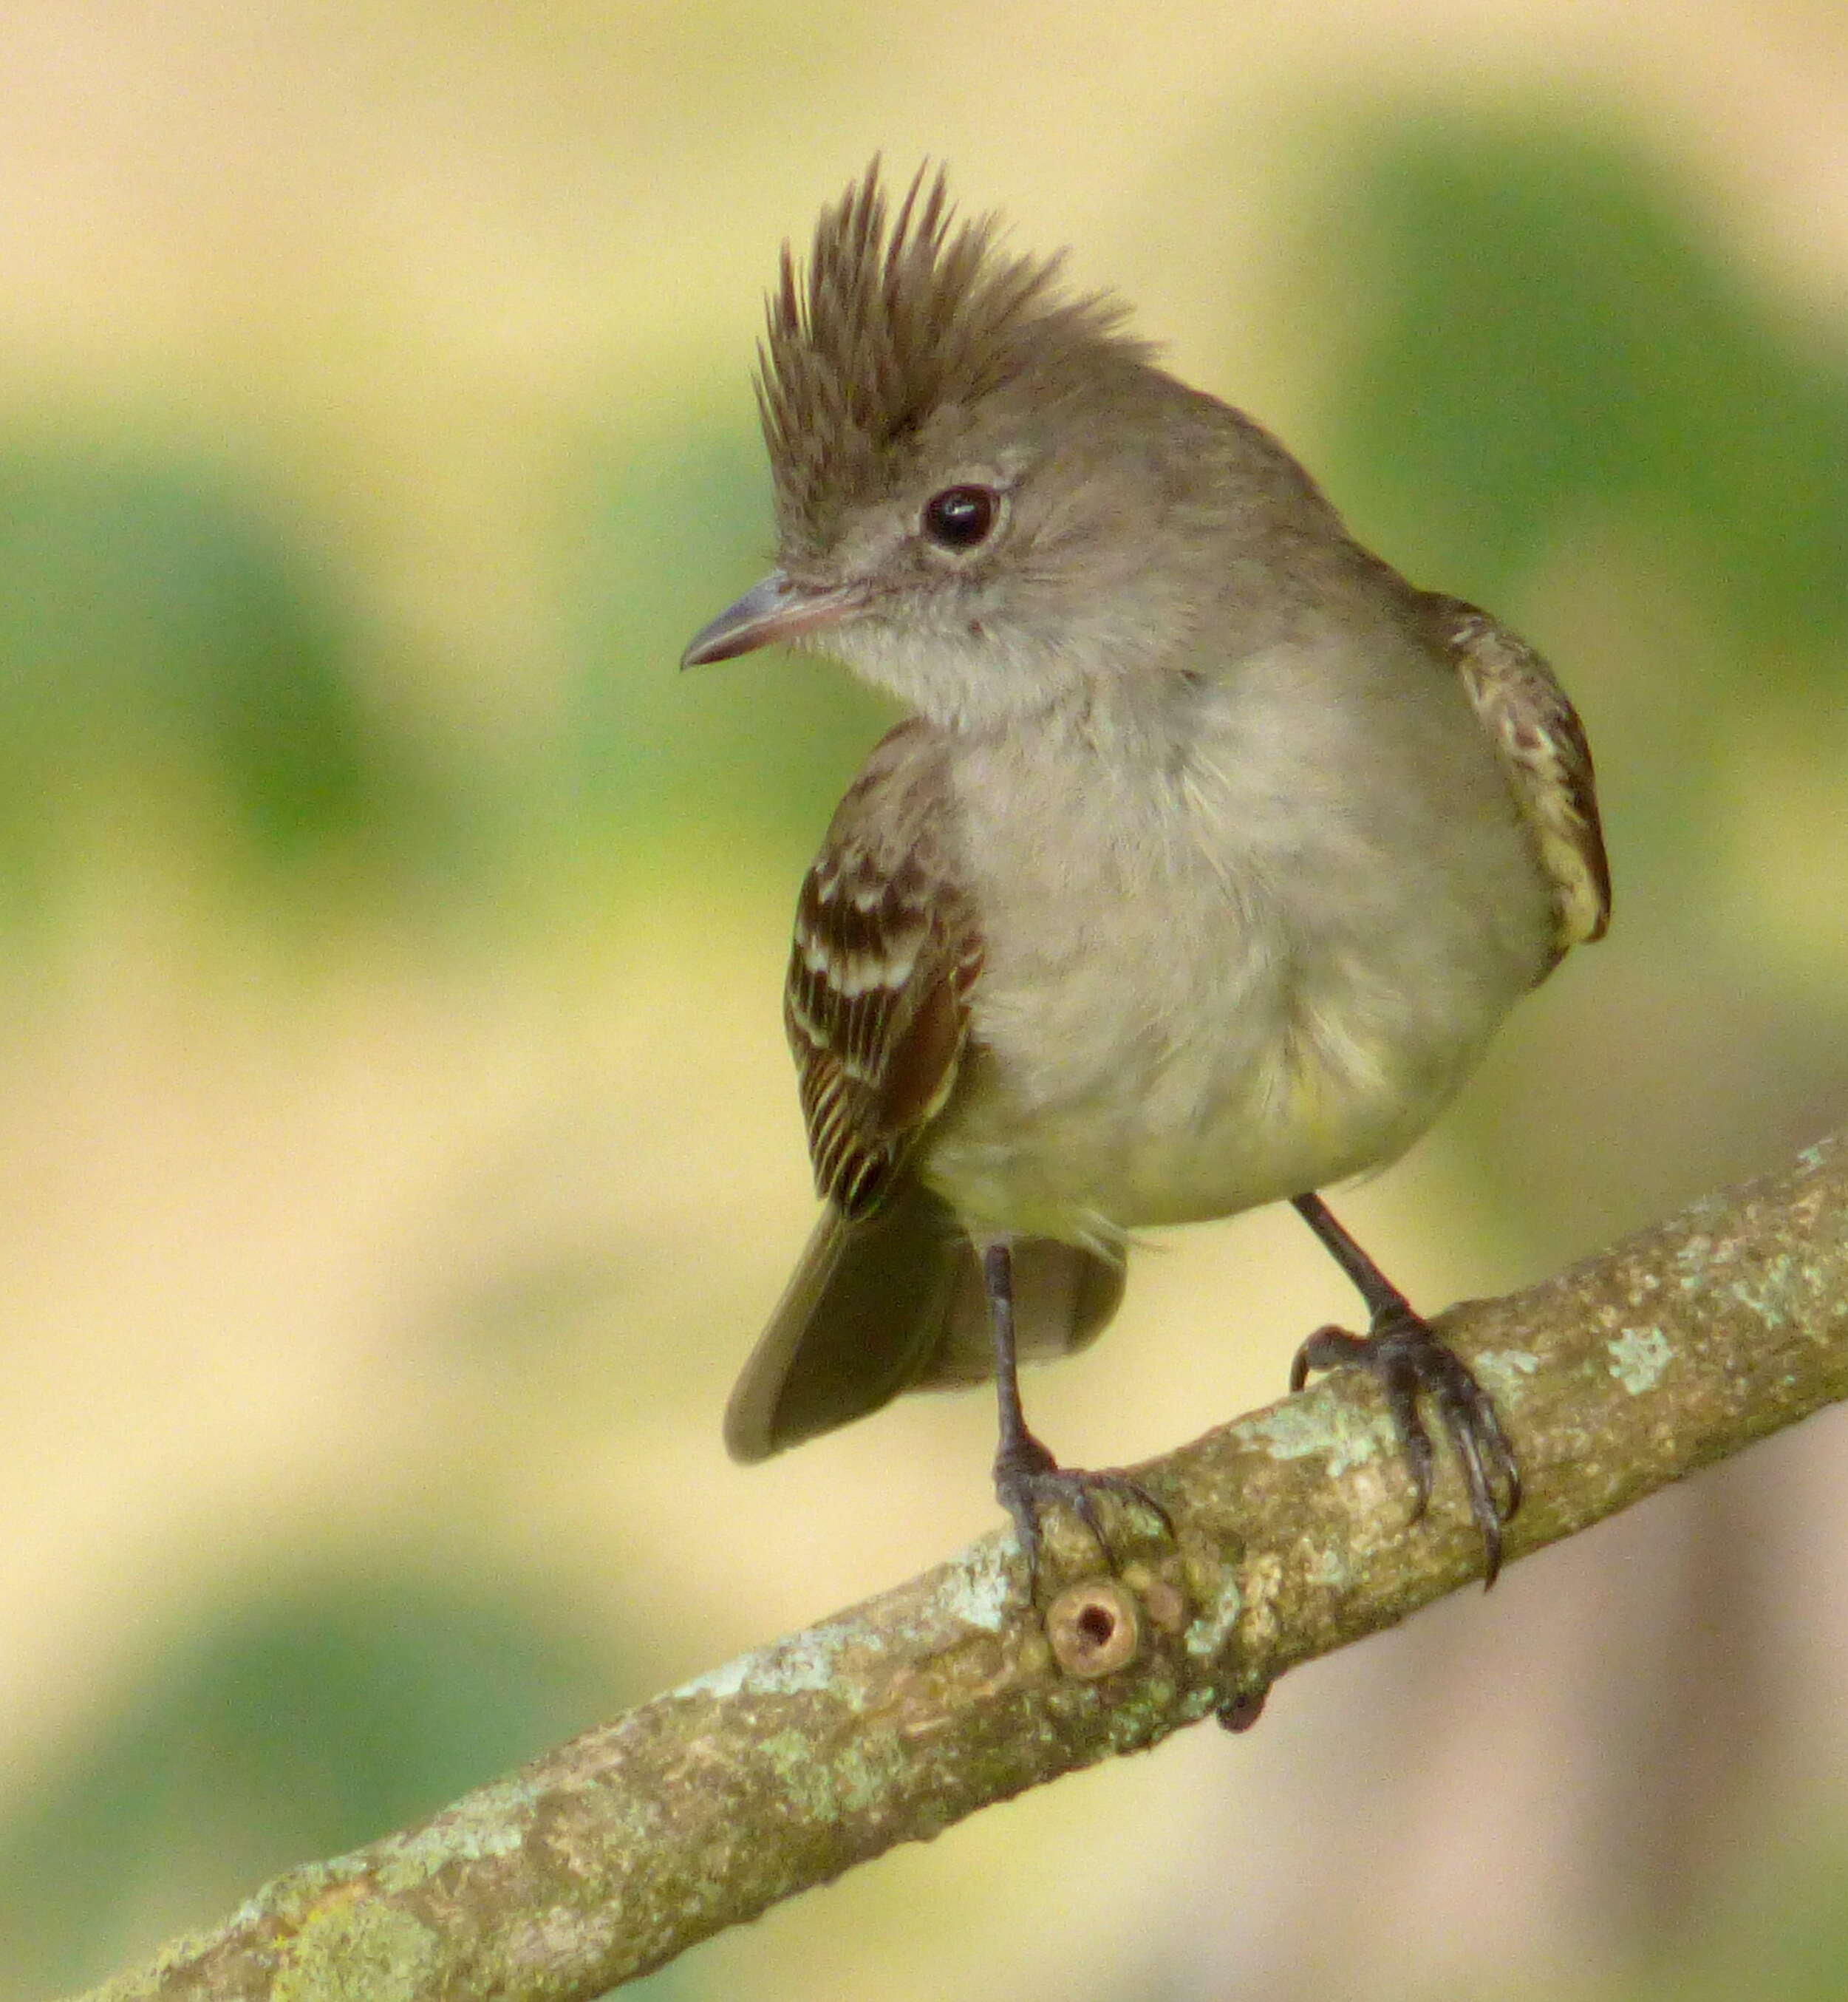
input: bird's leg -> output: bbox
[983,1239,1170,1590]
[1288,1193,1521,1585]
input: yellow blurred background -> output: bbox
[3,3,1848,1998]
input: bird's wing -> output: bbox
[725,720,1120,1463]
[1424,593,1612,957]
[783,719,983,1219]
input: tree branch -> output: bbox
[72,1133,1848,2002]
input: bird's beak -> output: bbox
[681,571,863,668]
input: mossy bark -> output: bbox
[74,1133,1848,2002]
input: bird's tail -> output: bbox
[723,1177,1125,1463]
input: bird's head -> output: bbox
[683,162,1309,728]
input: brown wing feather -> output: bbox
[784,720,981,1219]
[1422,593,1612,958]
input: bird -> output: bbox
[683,161,1609,1588]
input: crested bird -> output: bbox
[683,163,1609,1587]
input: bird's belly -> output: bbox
[923,675,1558,1246]
[921,925,1518,1245]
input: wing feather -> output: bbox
[1423,593,1612,958]
[785,720,981,1219]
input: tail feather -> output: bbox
[724,1177,1125,1463]
[918,1233,1125,1386]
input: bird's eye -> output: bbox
[921,484,1000,551]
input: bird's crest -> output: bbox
[757,161,1147,554]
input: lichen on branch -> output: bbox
[74,1133,1848,2002]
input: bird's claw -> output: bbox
[993,1431,1173,1593]
[1291,1305,1520,1586]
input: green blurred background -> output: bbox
[3,5,1847,1999]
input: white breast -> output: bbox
[919,631,1556,1244]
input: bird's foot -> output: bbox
[993,1429,1173,1593]
[1289,1304,1520,1586]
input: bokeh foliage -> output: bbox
[567,416,896,871]
[1322,123,1848,664]
[0,1570,684,1998]
[0,443,408,913]
[1315,116,1848,936]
